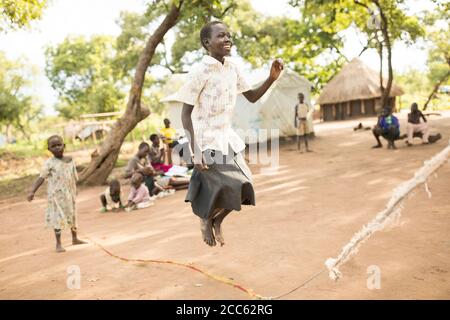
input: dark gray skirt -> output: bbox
[185,146,256,219]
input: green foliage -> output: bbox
[114,11,163,79]
[0,52,43,138]
[116,0,348,91]
[0,0,47,32]
[395,69,429,109]
[45,35,126,118]
[424,2,449,84]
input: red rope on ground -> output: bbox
[87,237,265,299]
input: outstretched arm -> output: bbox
[27,177,45,201]
[242,59,284,103]
[420,111,427,123]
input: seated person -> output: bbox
[123,142,160,195]
[148,133,172,173]
[124,142,189,196]
[125,173,153,211]
[100,179,124,212]
[372,107,400,150]
[406,102,430,146]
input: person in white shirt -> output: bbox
[294,93,312,152]
[173,20,283,247]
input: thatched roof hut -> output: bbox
[317,58,404,121]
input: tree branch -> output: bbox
[161,39,175,74]
[354,0,370,10]
[423,70,450,110]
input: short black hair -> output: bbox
[47,135,63,146]
[138,142,150,150]
[200,20,226,50]
[149,134,158,142]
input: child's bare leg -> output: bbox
[305,136,312,152]
[200,217,216,247]
[212,209,232,246]
[100,194,107,212]
[100,194,107,208]
[54,229,66,253]
[71,227,87,245]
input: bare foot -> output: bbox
[72,239,87,245]
[212,218,225,247]
[56,244,66,253]
[212,209,232,247]
[200,219,216,247]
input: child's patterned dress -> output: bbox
[40,157,78,230]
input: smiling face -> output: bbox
[47,136,65,158]
[203,23,232,60]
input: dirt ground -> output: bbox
[1,112,449,300]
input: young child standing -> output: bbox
[294,92,312,153]
[159,118,178,165]
[175,21,283,247]
[27,135,86,253]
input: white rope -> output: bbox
[424,182,432,198]
[325,140,450,281]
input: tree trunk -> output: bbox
[374,0,393,109]
[78,2,183,185]
[5,123,12,142]
[423,70,450,110]
[377,34,384,100]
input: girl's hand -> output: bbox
[192,155,209,171]
[194,163,209,171]
[27,193,34,202]
[269,58,284,81]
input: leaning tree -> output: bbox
[78,0,236,184]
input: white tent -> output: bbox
[161,68,313,143]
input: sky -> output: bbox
[0,0,434,115]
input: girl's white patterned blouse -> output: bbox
[172,55,252,155]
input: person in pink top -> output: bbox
[125,173,153,211]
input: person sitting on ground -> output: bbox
[125,173,153,211]
[100,179,124,212]
[124,142,189,197]
[372,107,401,150]
[123,142,161,195]
[159,118,179,165]
[406,102,430,146]
[148,133,172,173]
